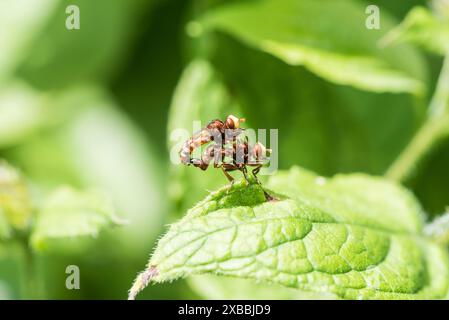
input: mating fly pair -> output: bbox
[179,115,273,200]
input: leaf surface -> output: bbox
[7,87,166,249]
[131,167,449,300]
[0,0,57,83]
[382,7,449,56]
[199,0,426,94]
[31,187,123,251]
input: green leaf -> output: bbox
[0,160,32,231]
[198,0,426,94]
[7,87,166,248]
[130,167,449,300]
[30,186,123,252]
[0,0,57,84]
[15,0,152,90]
[381,7,449,56]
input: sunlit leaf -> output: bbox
[199,0,426,94]
[0,0,57,83]
[8,87,166,248]
[381,7,449,56]
[30,186,123,251]
[130,167,449,300]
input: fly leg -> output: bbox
[240,166,250,185]
[251,164,275,201]
[221,166,234,183]
[221,166,235,190]
[251,164,263,185]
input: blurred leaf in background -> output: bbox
[381,6,449,56]
[0,0,179,299]
[30,186,124,252]
[0,161,32,232]
[16,0,154,89]
[199,0,426,94]
[112,0,189,156]
[0,0,58,85]
[381,0,449,216]
[1,87,170,298]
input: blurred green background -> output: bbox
[0,0,448,299]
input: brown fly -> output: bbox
[179,115,274,200]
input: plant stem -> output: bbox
[386,54,449,182]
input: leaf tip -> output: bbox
[128,265,158,300]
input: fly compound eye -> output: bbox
[225,115,237,129]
